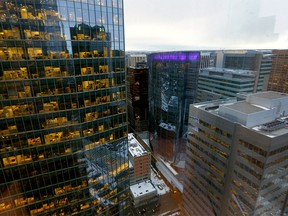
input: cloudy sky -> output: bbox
[124,0,288,51]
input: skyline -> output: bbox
[1,0,288,215]
[124,0,288,51]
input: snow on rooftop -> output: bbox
[130,181,157,198]
[159,122,176,132]
[150,168,170,196]
[128,133,148,157]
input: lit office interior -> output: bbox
[0,0,129,215]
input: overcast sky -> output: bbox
[124,0,288,51]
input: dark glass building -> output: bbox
[0,0,129,215]
[148,51,200,161]
[127,63,149,132]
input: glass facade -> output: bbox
[223,54,256,70]
[217,50,273,93]
[197,68,256,102]
[127,65,149,132]
[268,49,288,93]
[148,52,200,161]
[0,0,129,215]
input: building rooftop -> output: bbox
[127,54,147,57]
[128,65,148,70]
[159,122,176,132]
[249,91,288,100]
[128,133,148,157]
[252,117,288,138]
[223,101,267,114]
[130,181,157,198]
[200,67,255,77]
[193,91,288,137]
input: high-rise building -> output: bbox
[126,54,147,67]
[200,51,216,69]
[183,91,288,216]
[197,67,256,102]
[215,50,272,93]
[127,63,149,132]
[0,0,129,215]
[268,49,288,93]
[148,51,200,161]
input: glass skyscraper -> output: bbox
[0,0,129,215]
[127,64,149,132]
[148,51,200,161]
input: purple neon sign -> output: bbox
[152,52,199,61]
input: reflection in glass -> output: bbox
[0,0,128,215]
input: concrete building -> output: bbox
[197,67,256,102]
[127,64,149,132]
[268,49,288,93]
[126,54,147,67]
[215,50,272,93]
[200,51,216,69]
[130,181,157,207]
[183,91,288,216]
[0,0,129,215]
[128,134,151,184]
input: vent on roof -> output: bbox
[205,105,219,111]
[260,119,287,131]
[130,143,137,147]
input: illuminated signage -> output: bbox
[152,52,199,61]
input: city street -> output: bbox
[129,164,182,216]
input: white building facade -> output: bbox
[126,54,147,67]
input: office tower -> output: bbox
[128,134,151,184]
[200,51,216,69]
[197,67,256,102]
[148,51,200,161]
[216,50,257,70]
[183,91,288,216]
[0,0,129,215]
[268,49,288,93]
[126,54,147,67]
[215,50,272,93]
[127,63,149,132]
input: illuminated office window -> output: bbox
[0,0,128,215]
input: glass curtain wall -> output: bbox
[0,0,129,215]
[148,52,200,161]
